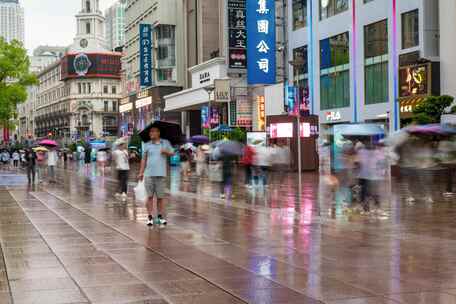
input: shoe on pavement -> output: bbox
[121,193,127,202]
[220,194,226,199]
[147,215,154,226]
[158,218,167,226]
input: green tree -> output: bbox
[412,95,454,125]
[0,38,38,129]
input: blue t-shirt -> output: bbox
[143,139,173,177]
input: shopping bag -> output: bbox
[208,162,223,182]
[134,181,148,202]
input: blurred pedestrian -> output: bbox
[1,150,10,169]
[220,154,235,199]
[35,150,46,183]
[195,145,209,177]
[84,147,91,170]
[96,149,107,176]
[12,150,20,168]
[254,146,272,187]
[179,147,191,181]
[47,148,58,183]
[24,149,36,184]
[241,144,255,188]
[138,127,174,226]
[113,140,130,202]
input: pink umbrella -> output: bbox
[39,139,58,147]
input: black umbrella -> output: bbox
[139,121,184,145]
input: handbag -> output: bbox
[208,162,223,182]
[134,181,148,202]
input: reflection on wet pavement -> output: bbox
[1,165,456,303]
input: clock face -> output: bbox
[80,39,88,48]
[73,53,92,76]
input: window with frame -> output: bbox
[402,9,419,49]
[293,45,308,88]
[111,86,116,94]
[319,32,350,110]
[293,0,307,30]
[364,19,388,105]
[104,101,109,112]
[320,0,349,20]
[86,22,91,34]
[103,85,108,94]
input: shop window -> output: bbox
[364,19,388,105]
[157,68,174,81]
[402,9,419,49]
[293,0,307,30]
[320,0,349,21]
[320,32,350,110]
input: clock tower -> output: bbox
[69,0,108,52]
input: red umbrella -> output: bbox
[39,139,58,147]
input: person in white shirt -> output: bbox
[47,149,58,183]
[12,151,20,168]
[96,149,108,175]
[112,140,130,202]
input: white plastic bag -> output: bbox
[134,181,148,203]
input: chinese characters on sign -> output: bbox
[228,0,247,69]
[399,63,430,98]
[139,24,153,87]
[247,0,276,84]
[236,95,252,127]
[257,95,265,131]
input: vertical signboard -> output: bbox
[247,0,276,84]
[228,0,247,69]
[139,24,152,87]
[214,79,231,103]
[236,95,252,127]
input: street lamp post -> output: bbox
[203,86,215,142]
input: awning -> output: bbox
[399,96,426,119]
[164,87,213,112]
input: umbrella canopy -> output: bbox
[33,146,49,152]
[406,124,456,135]
[211,124,232,132]
[39,139,58,147]
[191,135,209,144]
[339,124,385,136]
[217,140,243,156]
[139,121,184,145]
[182,143,196,151]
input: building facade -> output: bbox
[34,0,122,142]
[105,0,126,51]
[16,46,66,141]
[0,0,24,44]
[119,0,185,135]
[287,0,440,133]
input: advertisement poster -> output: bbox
[236,95,252,127]
[247,0,276,84]
[247,132,267,147]
[270,123,293,139]
[139,24,153,87]
[228,0,247,69]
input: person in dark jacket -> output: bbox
[24,149,36,184]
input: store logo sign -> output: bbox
[326,111,341,121]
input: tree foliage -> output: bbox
[0,38,38,128]
[412,95,454,125]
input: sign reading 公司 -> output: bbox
[139,24,153,87]
[247,0,276,84]
[228,0,247,69]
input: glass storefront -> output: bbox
[319,0,349,21]
[292,0,307,30]
[320,32,350,110]
[364,19,388,105]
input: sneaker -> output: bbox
[147,215,154,226]
[220,194,226,199]
[158,218,167,225]
[121,193,127,202]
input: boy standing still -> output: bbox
[138,127,174,226]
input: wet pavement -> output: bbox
[1,164,456,303]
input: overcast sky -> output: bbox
[22,0,118,53]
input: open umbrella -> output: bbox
[211,124,232,132]
[33,146,49,152]
[139,121,184,145]
[191,135,209,144]
[339,124,385,136]
[39,139,58,147]
[217,140,244,156]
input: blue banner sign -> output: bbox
[247,0,276,84]
[139,24,152,87]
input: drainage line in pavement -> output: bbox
[37,188,249,304]
[8,191,93,304]
[0,191,15,304]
